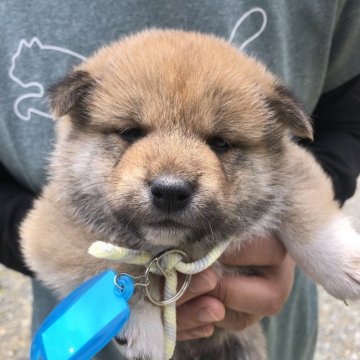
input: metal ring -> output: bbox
[144,249,192,306]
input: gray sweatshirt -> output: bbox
[1,1,360,359]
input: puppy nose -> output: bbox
[150,176,192,212]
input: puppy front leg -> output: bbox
[116,291,164,360]
[280,213,360,300]
[278,145,360,300]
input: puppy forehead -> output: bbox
[83,30,276,136]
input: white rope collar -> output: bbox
[88,240,231,360]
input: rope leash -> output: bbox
[88,240,231,360]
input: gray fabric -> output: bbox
[31,278,58,336]
[2,0,360,192]
[2,1,360,359]
[262,268,318,360]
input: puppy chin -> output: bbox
[140,226,191,247]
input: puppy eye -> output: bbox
[118,128,146,143]
[207,136,231,153]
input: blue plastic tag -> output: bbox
[30,270,134,360]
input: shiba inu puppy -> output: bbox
[21,29,360,360]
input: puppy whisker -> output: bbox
[125,210,140,231]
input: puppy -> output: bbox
[21,29,360,360]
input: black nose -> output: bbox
[150,176,192,212]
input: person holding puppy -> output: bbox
[1,1,360,359]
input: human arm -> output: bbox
[302,74,360,205]
[0,161,35,276]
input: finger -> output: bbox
[177,296,225,331]
[210,256,295,316]
[215,308,262,331]
[177,324,215,341]
[177,268,218,306]
[220,234,286,266]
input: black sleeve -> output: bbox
[301,75,360,205]
[0,161,35,276]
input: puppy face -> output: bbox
[49,30,312,254]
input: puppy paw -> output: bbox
[115,303,164,360]
[341,255,360,299]
[297,217,360,301]
[322,260,360,301]
[322,224,360,300]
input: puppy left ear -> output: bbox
[271,85,313,140]
[49,70,94,121]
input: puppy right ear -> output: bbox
[271,85,314,140]
[49,70,94,121]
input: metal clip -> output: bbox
[144,249,192,306]
[114,273,150,291]
[155,259,173,279]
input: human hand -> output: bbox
[176,234,295,340]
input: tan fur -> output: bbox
[75,30,276,144]
[21,30,360,360]
[22,186,121,295]
[281,142,340,240]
